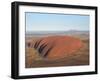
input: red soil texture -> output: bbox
[34,36,84,60]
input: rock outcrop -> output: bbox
[34,36,83,60]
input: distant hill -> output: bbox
[63,30,89,35]
[62,30,89,39]
[26,30,89,37]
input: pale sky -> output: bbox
[25,12,89,32]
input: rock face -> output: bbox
[34,36,83,60]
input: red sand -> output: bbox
[34,36,83,60]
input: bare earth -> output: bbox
[25,35,89,68]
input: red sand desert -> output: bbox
[33,36,84,60]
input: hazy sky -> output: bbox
[25,12,89,32]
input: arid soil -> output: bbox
[25,35,89,68]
